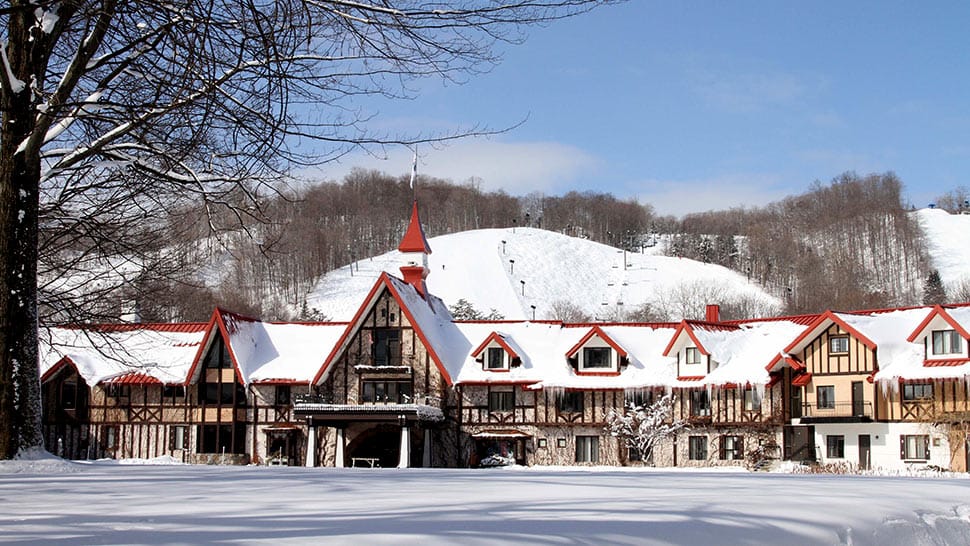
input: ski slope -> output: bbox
[916,207,970,293]
[305,227,780,321]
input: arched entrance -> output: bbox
[346,425,401,468]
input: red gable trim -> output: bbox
[471,332,520,360]
[677,375,705,381]
[923,358,970,367]
[182,308,248,387]
[906,305,970,342]
[41,356,75,383]
[565,325,628,358]
[782,310,877,354]
[398,200,432,254]
[312,273,455,387]
[312,274,392,385]
[662,321,710,357]
[791,372,813,387]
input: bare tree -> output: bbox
[0,0,619,458]
[605,393,688,465]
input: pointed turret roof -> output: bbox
[398,200,432,254]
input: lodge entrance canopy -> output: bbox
[294,398,444,424]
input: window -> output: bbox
[575,436,599,463]
[690,390,710,417]
[488,390,514,412]
[626,390,654,409]
[685,347,701,365]
[743,387,761,412]
[720,435,744,461]
[204,337,233,369]
[163,385,185,403]
[60,381,77,410]
[816,386,835,409]
[931,330,962,355]
[826,435,845,458]
[582,347,612,369]
[197,423,246,454]
[372,329,401,367]
[829,336,849,354]
[486,347,506,370]
[105,384,130,398]
[901,435,929,460]
[557,391,584,413]
[361,380,413,404]
[169,425,189,450]
[689,436,707,460]
[275,385,291,406]
[103,425,118,450]
[902,383,933,401]
[537,438,547,448]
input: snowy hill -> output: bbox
[915,207,970,293]
[304,227,781,321]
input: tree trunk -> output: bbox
[0,7,44,458]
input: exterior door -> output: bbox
[790,385,802,419]
[858,434,871,470]
[784,425,815,462]
[852,381,864,417]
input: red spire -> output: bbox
[398,200,432,254]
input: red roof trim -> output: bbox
[662,321,710,357]
[104,372,163,385]
[250,379,312,385]
[791,372,813,387]
[677,375,705,381]
[923,358,970,367]
[565,325,628,358]
[312,274,392,385]
[782,310,877,354]
[766,374,782,388]
[41,356,75,383]
[182,310,223,386]
[183,308,250,386]
[471,332,520,360]
[906,305,970,342]
[398,200,432,254]
[312,273,455,387]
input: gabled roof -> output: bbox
[781,310,878,355]
[184,308,249,386]
[39,323,208,386]
[565,325,628,358]
[398,200,432,254]
[906,305,970,342]
[661,320,737,357]
[471,332,521,360]
[312,273,466,386]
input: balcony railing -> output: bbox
[799,401,872,421]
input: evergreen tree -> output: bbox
[923,269,948,305]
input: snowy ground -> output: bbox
[2,459,970,545]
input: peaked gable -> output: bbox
[471,331,521,360]
[311,272,462,386]
[184,308,249,386]
[565,325,628,359]
[782,310,877,356]
[906,305,970,343]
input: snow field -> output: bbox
[2,460,969,545]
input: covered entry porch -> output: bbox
[295,401,444,468]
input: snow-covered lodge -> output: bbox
[40,203,970,472]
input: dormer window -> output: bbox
[685,347,701,365]
[931,330,962,355]
[486,347,507,370]
[582,347,612,369]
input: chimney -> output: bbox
[705,304,720,323]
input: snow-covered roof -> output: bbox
[40,324,208,386]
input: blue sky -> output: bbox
[312,1,970,217]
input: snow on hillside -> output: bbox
[305,227,780,321]
[916,207,970,293]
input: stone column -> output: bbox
[335,427,345,468]
[305,422,316,467]
[398,424,410,468]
